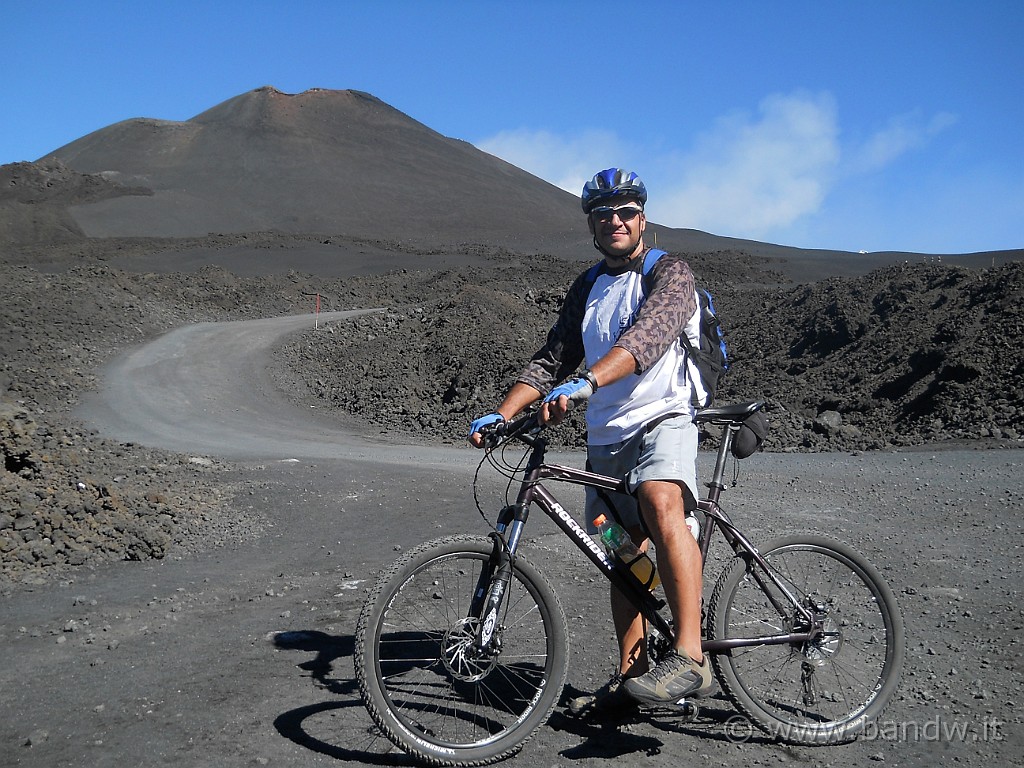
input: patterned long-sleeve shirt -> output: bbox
[518,250,697,387]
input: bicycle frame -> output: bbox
[359,401,903,761]
[476,409,821,657]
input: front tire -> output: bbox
[707,534,904,745]
[354,535,568,766]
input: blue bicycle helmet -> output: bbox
[581,168,647,213]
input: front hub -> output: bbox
[441,617,498,681]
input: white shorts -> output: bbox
[584,414,699,534]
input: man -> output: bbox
[469,168,712,715]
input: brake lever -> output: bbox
[481,411,542,450]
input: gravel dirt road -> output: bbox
[3,312,1021,768]
[73,309,433,462]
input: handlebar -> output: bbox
[479,411,544,449]
[479,400,766,450]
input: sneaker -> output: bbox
[622,652,714,705]
[567,674,640,719]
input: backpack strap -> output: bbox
[642,247,667,272]
[582,260,606,295]
[640,248,666,295]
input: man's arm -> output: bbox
[467,381,543,448]
[615,255,697,373]
[496,381,544,420]
[491,339,638,427]
[468,270,594,447]
[515,273,589,393]
[541,346,637,425]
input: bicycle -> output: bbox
[354,400,905,766]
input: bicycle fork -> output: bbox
[469,504,527,656]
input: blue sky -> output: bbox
[4,1,1022,254]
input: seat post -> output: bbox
[705,424,737,502]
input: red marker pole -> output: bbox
[301,290,324,329]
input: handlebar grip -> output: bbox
[479,411,541,448]
[500,412,540,438]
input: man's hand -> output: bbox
[540,375,594,426]
[468,412,504,449]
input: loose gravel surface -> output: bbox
[1,236,1022,767]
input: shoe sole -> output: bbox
[624,677,715,706]
[674,684,716,704]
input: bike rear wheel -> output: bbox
[707,534,904,745]
[354,535,568,766]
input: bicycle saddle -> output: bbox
[694,400,765,425]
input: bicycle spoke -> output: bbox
[357,538,567,761]
[709,535,903,744]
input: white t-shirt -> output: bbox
[582,266,703,445]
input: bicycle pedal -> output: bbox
[674,699,700,720]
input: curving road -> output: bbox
[75,310,467,467]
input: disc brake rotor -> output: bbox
[441,617,497,681]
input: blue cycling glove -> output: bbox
[468,412,504,439]
[543,373,596,405]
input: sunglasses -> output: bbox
[590,204,643,223]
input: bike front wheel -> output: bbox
[354,535,568,766]
[707,534,904,745]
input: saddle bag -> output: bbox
[731,411,769,459]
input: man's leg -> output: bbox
[636,479,703,661]
[620,478,713,705]
[610,524,654,677]
[569,444,651,717]
[568,526,650,717]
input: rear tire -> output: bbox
[707,534,904,745]
[354,535,568,766]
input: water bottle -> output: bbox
[593,514,660,591]
[686,513,700,541]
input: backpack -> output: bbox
[582,248,729,408]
